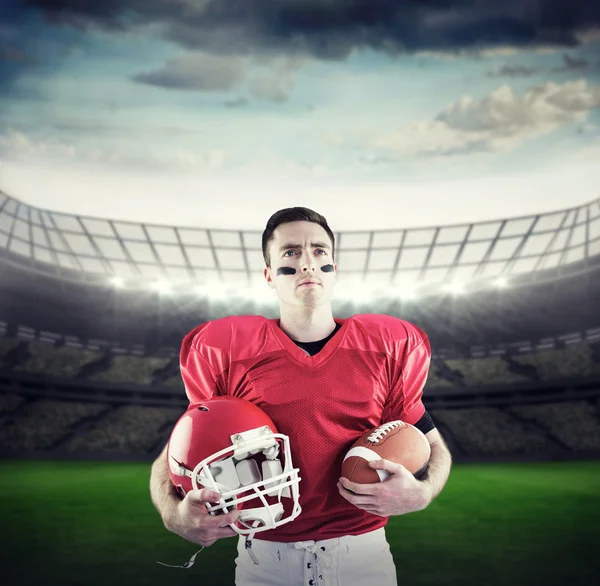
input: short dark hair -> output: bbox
[262,207,335,266]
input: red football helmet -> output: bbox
[167,396,301,537]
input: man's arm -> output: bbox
[149,443,180,528]
[337,427,452,516]
[149,442,240,546]
[420,428,452,505]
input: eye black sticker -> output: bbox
[277,267,297,276]
[321,264,334,273]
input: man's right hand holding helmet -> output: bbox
[168,488,241,547]
[150,446,240,548]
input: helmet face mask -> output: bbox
[168,397,302,535]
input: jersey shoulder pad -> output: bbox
[189,315,269,351]
[350,313,429,348]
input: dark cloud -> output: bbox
[488,51,600,78]
[22,1,600,59]
[552,52,591,72]
[224,97,248,108]
[249,75,289,102]
[488,64,538,78]
[0,1,90,97]
[0,46,31,93]
[131,53,245,91]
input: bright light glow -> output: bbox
[109,276,125,288]
[191,280,275,304]
[150,280,173,294]
[129,274,512,301]
[444,281,466,295]
[249,283,276,304]
[194,280,225,300]
[333,280,374,303]
[398,283,418,300]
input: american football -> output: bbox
[342,421,431,483]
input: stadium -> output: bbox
[1,190,599,586]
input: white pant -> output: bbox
[234,528,398,586]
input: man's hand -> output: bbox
[166,489,240,547]
[337,459,432,517]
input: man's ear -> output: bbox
[264,266,275,289]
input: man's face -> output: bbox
[264,221,337,309]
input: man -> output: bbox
[150,207,452,586]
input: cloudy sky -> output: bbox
[1,0,599,230]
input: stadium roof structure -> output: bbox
[0,190,599,301]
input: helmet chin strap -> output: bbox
[156,502,278,569]
[244,521,262,565]
[156,547,204,570]
[156,521,263,569]
[238,505,284,565]
[236,503,284,529]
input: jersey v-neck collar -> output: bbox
[267,318,348,367]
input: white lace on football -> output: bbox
[367,421,402,443]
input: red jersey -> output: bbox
[179,313,430,542]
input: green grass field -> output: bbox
[1,459,599,586]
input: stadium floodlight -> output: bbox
[494,276,508,288]
[333,280,374,304]
[398,283,418,301]
[108,276,125,288]
[248,282,276,305]
[195,281,222,301]
[150,279,173,295]
[444,281,466,295]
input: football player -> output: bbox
[150,207,453,586]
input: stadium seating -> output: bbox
[0,337,23,368]
[423,368,455,388]
[85,355,171,385]
[507,401,600,451]
[0,398,109,450]
[1,331,599,462]
[1,394,598,459]
[1,334,599,389]
[442,356,531,387]
[429,407,557,456]
[12,340,102,378]
[62,404,184,454]
[0,392,25,415]
[513,344,600,381]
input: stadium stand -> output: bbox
[12,340,102,378]
[1,192,599,463]
[0,398,110,450]
[0,392,598,461]
[3,331,600,389]
[506,401,600,452]
[513,343,600,381]
[63,404,184,454]
[442,355,531,386]
[429,407,560,456]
